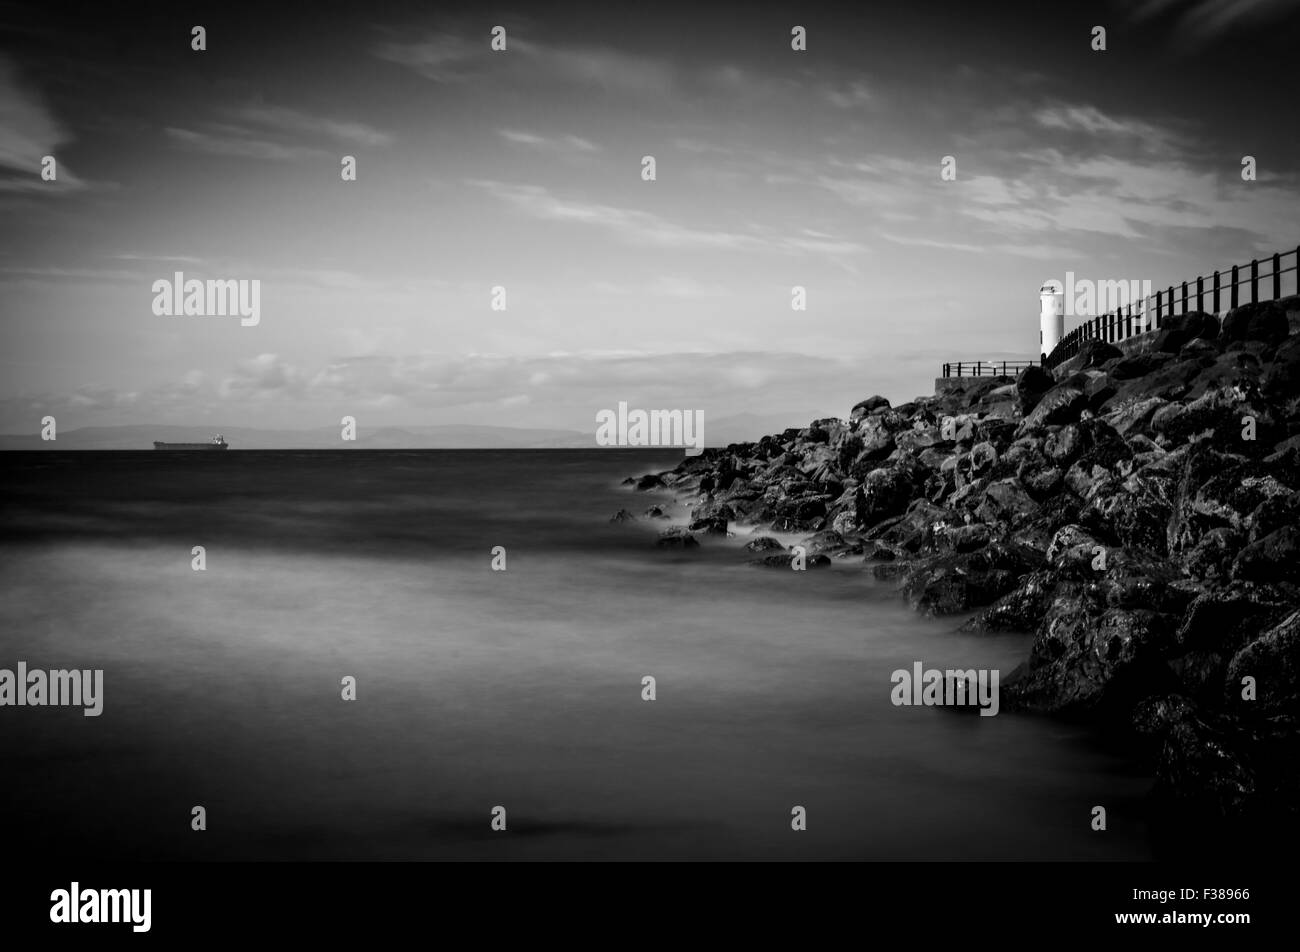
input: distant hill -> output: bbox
[0,424,592,450]
[0,412,828,450]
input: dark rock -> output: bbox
[850,395,891,421]
[1020,385,1087,430]
[688,516,729,536]
[963,570,1059,632]
[901,554,1020,615]
[973,477,1036,526]
[857,465,919,527]
[1109,351,1173,381]
[655,526,699,549]
[1262,333,1300,399]
[609,509,637,523]
[1077,338,1122,369]
[1232,525,1300,584]
[744,536,785,552]
[635,473,666,491]
[945,523,992,553]
[1015,365,1055,414]
[1003,599,1178,719]
[1222,301,1288,346]
[1043,424,1084,463]
[749,552,830,569]
[643,505,670,519]
[1152,310,1219,353]
[1246,491,1300,542]
[1225,610,1300,714]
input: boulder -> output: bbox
[850,395,891,421]
[1019,384,1087,431]
[1222,300,1288,346]
[1015,365,1054,414]
[1232,524,1300,584]
[1262,333,1300,399]
[1077,338,1122,369]
[655,526,699,549]
[1225,610,1300,714]
[1002,598,1178,719]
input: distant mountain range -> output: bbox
[0,412,826,450]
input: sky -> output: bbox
[1,0,1298,435]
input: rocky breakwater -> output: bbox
[628,298,1300,857]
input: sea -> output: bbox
[0,450,1152,860]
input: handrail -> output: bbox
[1042,244,1298,370]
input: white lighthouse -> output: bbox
[1039,281,1064,360]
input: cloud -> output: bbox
[469,179,868,259]
[218,353,307,401]
[1128,0,1300,45]
[233,105,393,148]
[166,104,392,161]
[165,126,327,161]
[374,30,674,95]
[0,54,88,192]
[498,129,600,152]
[372,31,478,82]
[824,80,875,110]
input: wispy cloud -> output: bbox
[469,179,868,261]
[1128,0,1300,46]
[0,54,88,192]
[498,129,600,152]
[166,104,392,161]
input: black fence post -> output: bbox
[1251,259,1258,303]
[1167,286,1174,326]
[1213,271,1220,314]
[1196,275,1203,312]
[1231,266,1239,308]
[1274,252,1281,301]
[1181,281,1188,314]
[1155,289,1162,326]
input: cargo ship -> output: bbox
[152,434,228,450]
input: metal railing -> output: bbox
[1043,244,1298,370]
[941,360,1037,379]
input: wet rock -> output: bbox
[749,552,830,569]
[1232,525,1300,584]
[688,516,729,536]
[973,477,1036,526]
[636,473,666,491]
[1262,333,1300,399]
[655,526,700,549]
[744,536,784,552]
[1225,610,1300,714]
[609,509,638,523]
[1003,600,1177,719]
